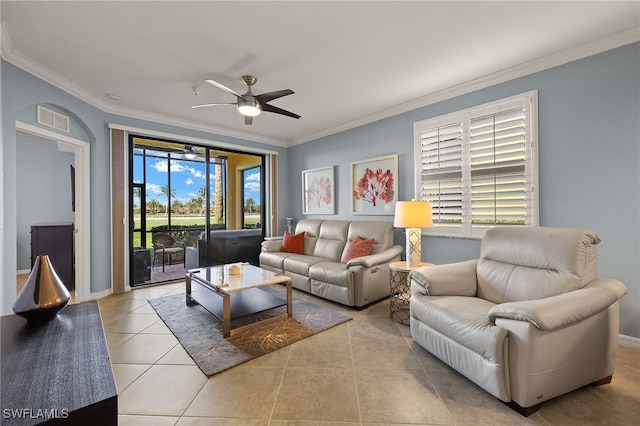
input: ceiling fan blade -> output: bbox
[191,103,235,109]
[244,115,253,125]
[262,104,301,119]
[205,79,244,98]
[256,89,294,104]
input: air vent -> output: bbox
[37,105,69,133]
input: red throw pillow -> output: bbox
[343,236,375,263]
[282,231,305,254]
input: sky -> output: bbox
[133,157,261,206]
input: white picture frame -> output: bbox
[302,166,335,214]
[351,154,398,215]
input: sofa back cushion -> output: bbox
[294,219,324,255]
[477,226,600,304]
[312,220,350,261]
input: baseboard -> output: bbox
[619,334,640,348]
[90,289,112,301]
[16,269,30,275]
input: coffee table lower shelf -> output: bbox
[186,274,292,338]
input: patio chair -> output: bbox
[152,233,186,272]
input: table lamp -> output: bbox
[394,200,433,267]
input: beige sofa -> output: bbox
[409,226,627,416]
[259,219,403,308]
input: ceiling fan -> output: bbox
[192,75,301,125]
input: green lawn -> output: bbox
[132,214,261,249]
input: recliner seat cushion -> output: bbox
[309,261,350,287]
[259,251,297,270]
[410,295,508,365]
[283,254,328,276]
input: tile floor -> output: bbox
[99,282,640,426]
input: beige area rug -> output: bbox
[148,288,351,376]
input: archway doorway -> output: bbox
[15,121,91,303]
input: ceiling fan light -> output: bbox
[237,97,261,117]
[183,146,197,160]
[238,104,261,117]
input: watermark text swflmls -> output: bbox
[2,408,69,420]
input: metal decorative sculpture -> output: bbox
[13,255,71,321]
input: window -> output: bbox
[414,91,538,238]
[242,166,262,229]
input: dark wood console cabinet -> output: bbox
[30,223,74,291]
[1,302,117,425]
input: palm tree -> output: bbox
[244,198,256,213]
[146,199,164,214]
[160,185,176,200]
[214,164,224,224]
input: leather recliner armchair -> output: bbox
[409,226,627,416]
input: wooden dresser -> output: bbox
[30,222,74,291]
[1,302,117,425]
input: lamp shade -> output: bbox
[394,201,433,228]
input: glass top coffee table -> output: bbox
[186,264,292,338]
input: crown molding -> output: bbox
[1,22,288,148]
[290,26,640,146]
[3,22,638,149]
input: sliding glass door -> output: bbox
[129,137,265,286]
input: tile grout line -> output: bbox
[347,317,364,426]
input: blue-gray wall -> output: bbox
[1,59,288,314]
[16,135,75,270]
[2,43,638,338]
[287,43,640,338]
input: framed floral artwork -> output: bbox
[351,154,398,215]
[302,166,335,214]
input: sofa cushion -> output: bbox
[282,231,305,254]
[309,261,351,287]
[283,254,328,276]
[310,220,350,261]
[342,236,375,263]
[294,219,323,255]
[410,295,507,365]
[259,251,297,271]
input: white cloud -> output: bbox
[150,159,188,173]
[185,178,194,185]
[245,182,261,192]
[188,167,205,179]
[146,183,163,195]
[246,172,260,182]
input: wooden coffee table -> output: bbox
[186,264,292,338]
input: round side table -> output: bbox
[389,261,433,325]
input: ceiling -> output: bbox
[2,1,639,147]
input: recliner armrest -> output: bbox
[261,238,283,252]
[345,245,403,268]
[488,278,628,330]
[409,259,478,296]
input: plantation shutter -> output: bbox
[414,91,538,238]
[419,122,464,228]
[470,107,527,229]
